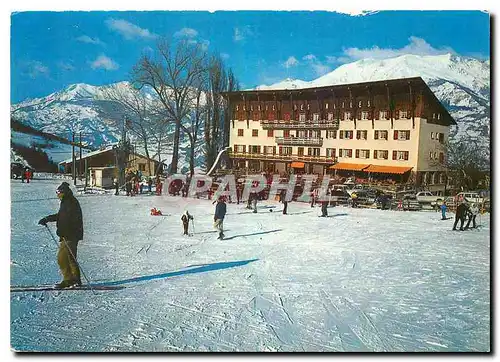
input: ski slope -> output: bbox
[10,178,490,352]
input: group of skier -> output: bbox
[451,200,480,231]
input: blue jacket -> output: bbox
[215,201,227,220]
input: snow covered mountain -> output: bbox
[256,53,490,146]
[11,82,205,173]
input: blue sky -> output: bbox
[11,10,490,103]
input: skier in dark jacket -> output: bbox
[181,211,194,235]
[280,189,289,215]
[453,201,469,231]
[38,182,83,288]
[320,189,329,217]
[214,197,227,240]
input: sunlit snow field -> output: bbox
[10,178,490,352]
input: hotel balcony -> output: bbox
[260,119,339,130]
[275,136,323,147]
[228,151,335,165]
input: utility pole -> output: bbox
[79,132,83,179]
[72,132,76,186]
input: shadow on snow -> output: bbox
[93,258,259,287]
[222,229,282,241]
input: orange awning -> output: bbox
[291,162,305,168]
[364,165,413,174]
[329,163,370,171]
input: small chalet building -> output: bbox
[59,145,164,182]
[223,77,455,194]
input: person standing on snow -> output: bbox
[280,189,289,215]
[38,182,83,288]
[465,202,479,230]
[113,177,119,196]
[181,211,194,235]
[453,200,470,231]
[320,189,329,217]
[440,201,447,220]
[214,197,227,240]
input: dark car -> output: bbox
[11,163,33,179]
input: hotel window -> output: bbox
[380,110,389,119]
[250,145,261,154]
[299,113,306,122]
[272,105,275,111]
[307,104,310,110]
[326,148,336,158]
[327,130,337,139]
[267,130,274,137]
[258,105,261,111]
[356,149,370,159]
[438,133,445,143]
[349,101,353,108]
[252,129,258,137]
[340,149,353,158]
[367,100,371,107]
[374,130,388,140]
[234,145,246,153]
[298,147,304,156]
[307,147,320,156]
[325,103,329,110]
[327,112,334,121]
[374,150,388,160]
[284,130,290,138]
[237,129,244,137]
[250,105,253,111]
[429,151,434,160]
[138,164,146,171]
[340,130,353,139]
[313,113,320,121]
[264,146,275,154]
[342,102,345,108]
[393,150,409,161]
[236,105,239,111]
[400,110,408,119]
[437,113,441,120]
[361,111,369,120]
[344,111,352,120]
[282,147,292,155]
[356,130,368,140]
[311,130,320,138]
[431,132,435,140]
[243,105,246,111]
[394,130,410,140]
[358,100,362,108]
[300,104,304,111]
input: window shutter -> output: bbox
[340,131,343,139]
[406,131,410,140]
[439,152,444,163]
[404,151,409,161]
[279,146,283,155]
[355,149,360,158]
[375,110,379,120]
[357,111,361,120]
[406,110,411,119]
[392,151,397,160]
[385,111,390,120]
[395,110,399,119]
[333,131,337,139]
[356,130,360,139]
[374,130,379,140]
[349,132,353,139]
[374,150,378,159]
[333,149,336,158]
[364,131,367,139]
[348,149,352,157]
[284,112,290,121]
[394,130,398,140]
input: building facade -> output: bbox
[223,77,456,193]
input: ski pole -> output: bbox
[44,225,96,295]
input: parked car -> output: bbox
[416,191,443,207]
[456,192,486,204]
[329,189,350,206]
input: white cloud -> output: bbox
[185,38,210,51]
[76,35,105,46]
[341,36,456,62]
[174,27,198,38]
[325,56,338,64]
[25,61,49,78]
[105,18,157,40]
[58,61,75,71]
[90,55,119,70]
[282,56,299,69]
[301,54,331,76]
[233,26,253,42]
[302,54,316,61]
[334,10,379,16]
[220,53,230,60]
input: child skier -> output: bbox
[440,201,447,220]
[181,211,194,235]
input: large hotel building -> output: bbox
[223,77,455,194]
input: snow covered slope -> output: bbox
[256,54,490,146]
[10,180,490,351]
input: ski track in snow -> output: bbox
[10,179,490,352]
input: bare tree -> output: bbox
[444,138,489,191]
[132,39,206,175]
[101,82,159,175]
[204,56,239,172]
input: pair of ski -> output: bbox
[11,284,125,293]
